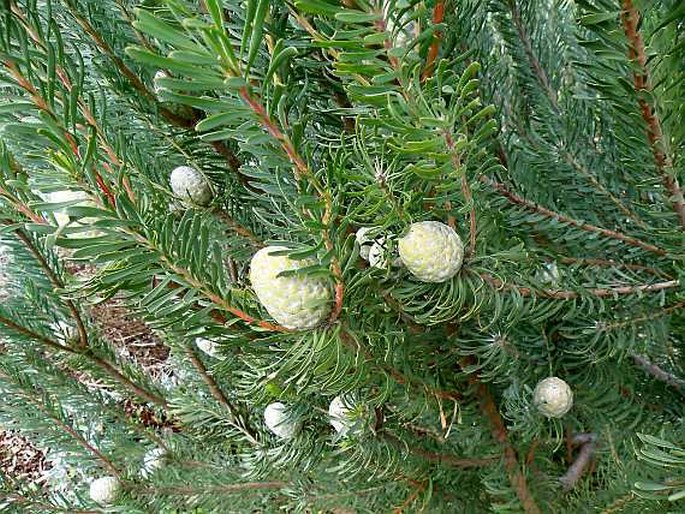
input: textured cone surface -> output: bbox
[89,476,120,505]
[264,402,300,439]
[328,395,354,435]
[169,166,213,206]
[195,337,224,360]
[356,226,382,260]
[533,377,573,418]
[398,221,464,282]
[249,246,331,329]
[141,448,166,478]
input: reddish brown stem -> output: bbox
[564,426,574,464]
[0,367,121,477]
[383,432,495,470]
[166,258,289,332]
[15,263,164,406]
[562,152,647,229]
[3,225,167,406]
[185,345,258,444]
[377,17,401,70]
[481,176,667,256]
[4,494,101,514]
[65,8,157,105]
[213,210,263,247]
[597,301,685,331]
[620,1,685,229]
[12,228,90,350]
[0,184,46,225]
[239,88,309,178]
[2,58,119,206]
[421,1,445,82]
[238,87,345,324]
[159,261,274,334]
[86,351,167,407]
[0,314,75,354]
[444,130,477,255]
[6,51,250,349]
[507,3,656,231]
[10,4,120,169]
[210,294,286,331]
[51,412,121,477]
[479,271,678,300]
[466,367,541,514]
[122,176,135,203]
[94,171,117,208]
[407,445,497,469]
[509,1,559,111]
[461,176,477,256]
[339,327,461,401]
[392,479,426,514]
[558,257,669,278]
[62,3,247,180]
[2,58,77,164]
[631,353,685,392]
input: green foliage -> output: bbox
[0,0,682,512]
[635,431,685,502]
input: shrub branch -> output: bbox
[466,368,541,514]
[481,176,668,256]
[185,345,259,445]
[559,433,597,491]
[60,1,247,182]
[631,353,685,392]
[620,0,685,229]
[238,87,345,324]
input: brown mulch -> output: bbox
[89,296,177,430]
[0,430,51,486]
[0,296,172,491]
[90,296,170,371]
[68,262,170,371]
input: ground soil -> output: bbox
[90,296,170,372]
[0,430,51,487]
